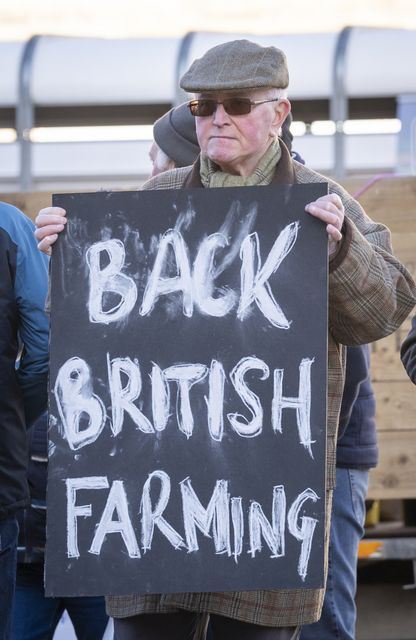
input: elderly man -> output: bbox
[35,39,415,640]
[150,103,378,640]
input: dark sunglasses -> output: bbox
[188,97,280,117]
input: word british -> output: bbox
[54,354,315,455]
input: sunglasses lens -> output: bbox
[189,100,216,117]
[188,98,253,117]
[223,98,252,115]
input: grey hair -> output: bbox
[265,87,288,100]
[154,145,175,172]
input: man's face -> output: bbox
[195,89,290,177]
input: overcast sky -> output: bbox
[1,0,415,40]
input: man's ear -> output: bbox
[272,99,291,133]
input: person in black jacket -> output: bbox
[0,201,49,640]
[0,201,107,640]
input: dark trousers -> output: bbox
[11,563,108,640]
[0,515,19,640]
[114,611,300,640]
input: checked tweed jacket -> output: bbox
[107,144,416,627]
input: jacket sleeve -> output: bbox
[1,204,50,427]
[327,183,416,346]
[400,315,416,383]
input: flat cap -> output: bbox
[180,39,289,93]
[153,102,199,167]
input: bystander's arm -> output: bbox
[2,205,49,427]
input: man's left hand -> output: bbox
[305,193,345,256]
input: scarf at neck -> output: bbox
[199,139,281,188]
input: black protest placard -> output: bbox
[45,183,328,596]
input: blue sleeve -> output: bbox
[0,202,49,425]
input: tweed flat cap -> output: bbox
[153,102,199,167]
[180,39,289,93]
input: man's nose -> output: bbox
[212,103,231,125]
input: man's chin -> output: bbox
[207,147,236,166]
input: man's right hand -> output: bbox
[35,207,67,255]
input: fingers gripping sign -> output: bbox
[305,193,345,256]
[35,206,67,255]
